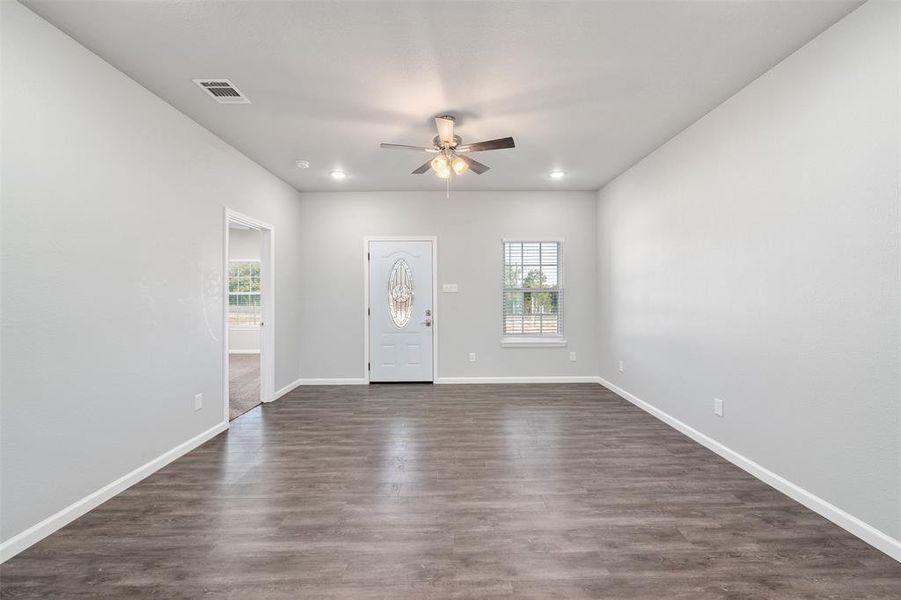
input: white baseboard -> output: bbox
[436,376,599,384]
[0,420,228,563]
[273,377,367,401]
[278,376,598,389]
[272,378,303,401]
[299,378,368,385]
[228,349,260,355]
[596,376,901,563]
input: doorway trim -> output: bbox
[363,236,439,384]
[224,208,276,423]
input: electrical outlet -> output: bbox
[194,393,203,412]
[469,352,476,363]
[618,360,624,373]
[569,352,577,362]
[713,397,724,417]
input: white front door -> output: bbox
[369,240,434,382]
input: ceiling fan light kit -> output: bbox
[380,115,515,179]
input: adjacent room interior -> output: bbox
[2,0,899,596]
[227,222,263,420]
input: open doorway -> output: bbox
[228,223,262,419]
[224,209,274,421]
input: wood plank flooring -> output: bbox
[2,383,899,598]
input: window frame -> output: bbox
[228,259,262,329]
[501,238,567,347]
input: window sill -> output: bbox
[501,337,568,348]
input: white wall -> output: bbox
[228,227,261,353]
[1,2,304,544]
[228,227,262,261]
[296,191,598,381]
[596,0,900,545]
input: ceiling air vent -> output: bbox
[192,79,250,104]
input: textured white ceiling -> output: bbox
[24,0,860,192]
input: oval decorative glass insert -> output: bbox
[388,259,414,328]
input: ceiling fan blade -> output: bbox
[458,154,490,174]
[380,143,438,153]
[435,116,455,144]
[456,137,515,153]
[412,160,433,174]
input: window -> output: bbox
[228,260,261,327]
[388,259,414,328]
[503,241,564,342]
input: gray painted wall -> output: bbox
[228,227,262,261]
[596,1,900,539]
[1,2,305,541]
[295,191,598,381]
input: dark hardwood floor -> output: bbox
[2,383,899,598]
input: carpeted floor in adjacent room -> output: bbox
[229,353,260,420]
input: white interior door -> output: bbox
[369,240,433,382]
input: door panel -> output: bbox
[369,240,433,382]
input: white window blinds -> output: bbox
[503,241,563,337]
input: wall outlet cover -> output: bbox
[468,352,476,362]
[194,393,203,412]
[569,352,577,362]
[618,360,624,373]
[714,397,724,417]
[442,283,459,293]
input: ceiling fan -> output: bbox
[380,115,515,178]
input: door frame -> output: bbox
[363,236,439,384]
[223,208,276,423]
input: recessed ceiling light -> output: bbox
[549,170,566,180]
[330,170,347,181]
[295,160,310,169]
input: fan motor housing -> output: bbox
[433,134,463,149]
